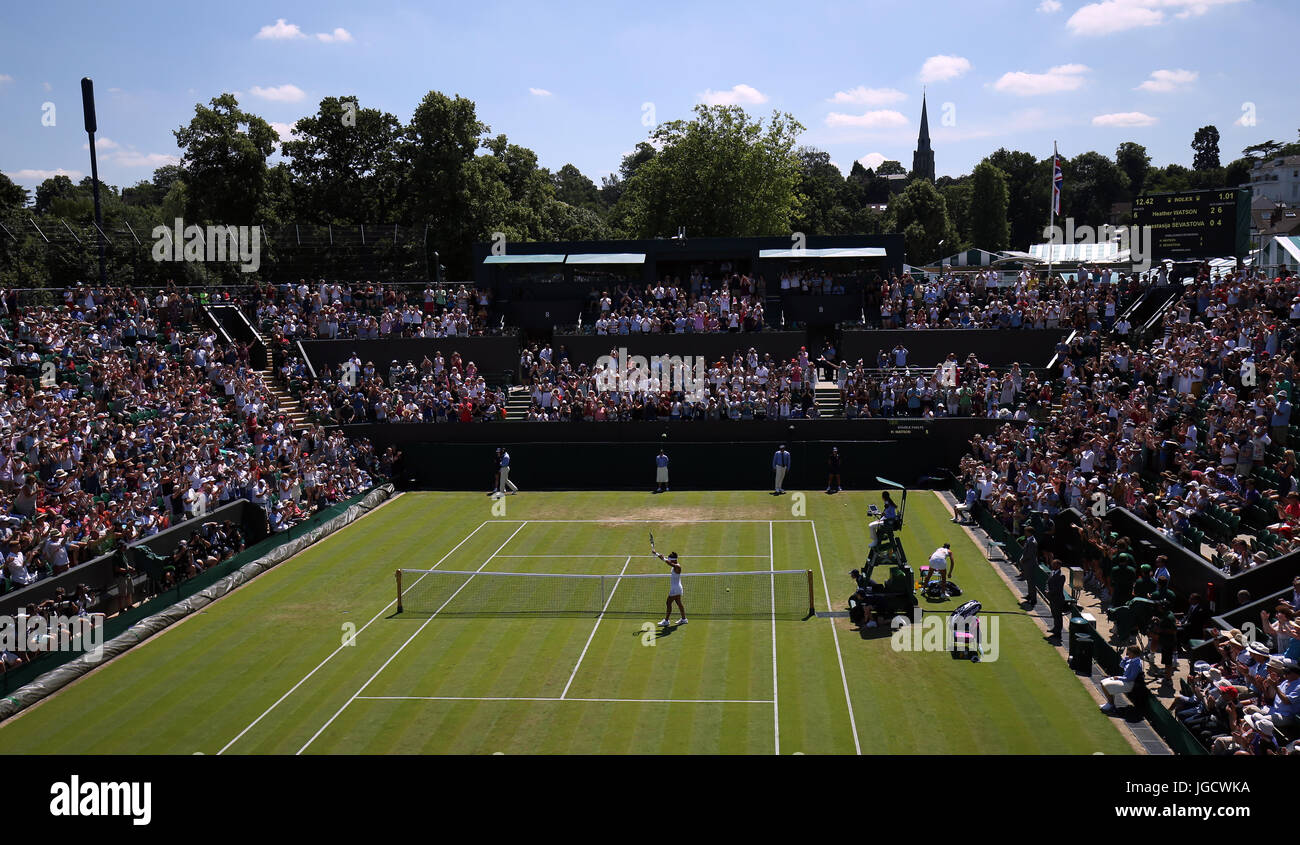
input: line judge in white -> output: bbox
[653,550,688,627]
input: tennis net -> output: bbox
[395,568,815,619]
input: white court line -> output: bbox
[216,519,492,756]
[560,556,631,699]
[295,522,529,755]
[493,554,769,559]
[354,696,773,704]
[487,519,813,523]
[769,520,780,756]
[810,520,862,755]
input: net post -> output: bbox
[395,569,403,614]
[806,570,815,615]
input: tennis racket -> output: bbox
[649,531,656,555]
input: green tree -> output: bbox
[1243,140,1284,161]
[791,147,849,235]
[0,173,29,210]
[984,148,1047,249]
[1116,142,1150,196]
[1192,125,1221,171]
[280,96,403,223]
[478,134,556,242]
[553,164,600,213]
[542,199,612,241]
[174,93,278,223]
[1145,163,1192,193]
[967,162,1009,251]
[876,160,906,176]
[619,105,803,238]
[398,91,489,277]
[1063,151,1129,224]
[886,179,957,263]
[1223,157,1252,189]
[33,175,77,214]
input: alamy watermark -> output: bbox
[1042,219,1152,274]
[1,612,105,662]
[151,218,261,273]
[890,608,1000,662]
[594,347,708,401]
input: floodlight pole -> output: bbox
[81,77,107,286]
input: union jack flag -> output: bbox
[1051,143,1063,216]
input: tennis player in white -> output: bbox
[654,550,687,626]
[929,543,955,590]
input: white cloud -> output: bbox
[255,19,306,39]
[1092,111,1158,127]
[698,84,768,106]
[857,152,887,171]
[0,74,13,85]
[42,81,51,92]
[993,63,1090,96]
[1038,0,1063,11]
[1067,0,1245,36]
[249,84,306,103]
[269,121,299,142]
[825,110,909,129]
[112,151,181,168]
[256,19,352,43]
[529,87,553,97]
[1136,68,1197,92]
[316,27,353,43]
[5,168,84,182]
[828,86,906,106]
[919,55,972,84]
[78,138,180,167]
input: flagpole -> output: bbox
[1047,141,1057,284]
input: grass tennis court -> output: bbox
[0,491,1133,755]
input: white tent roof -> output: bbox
[565,253,646,264]
[482,254,565,265]
[757,247,887,259]
[1028,242,1121,262]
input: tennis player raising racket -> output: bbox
[651,533,687,627]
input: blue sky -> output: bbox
[0,0,1289,195]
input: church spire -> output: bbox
[911,90,935,183]
[918,91,930,145]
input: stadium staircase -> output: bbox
[814,380,843,419]
[202,304,313,432]
[505,386,532,420]
[259,368,313,432]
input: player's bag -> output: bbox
[945,580,962,597]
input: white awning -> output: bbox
[758,247,887,259]
[482,254,566,265]
[565,253,646,264]
[1028,242,1120,262]
[1277,236,1300,264]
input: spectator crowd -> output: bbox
[585,272,767,334]
[0,282,384,602]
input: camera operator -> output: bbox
[847,569,883,630]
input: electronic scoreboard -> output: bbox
[1130,187,1250,260]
